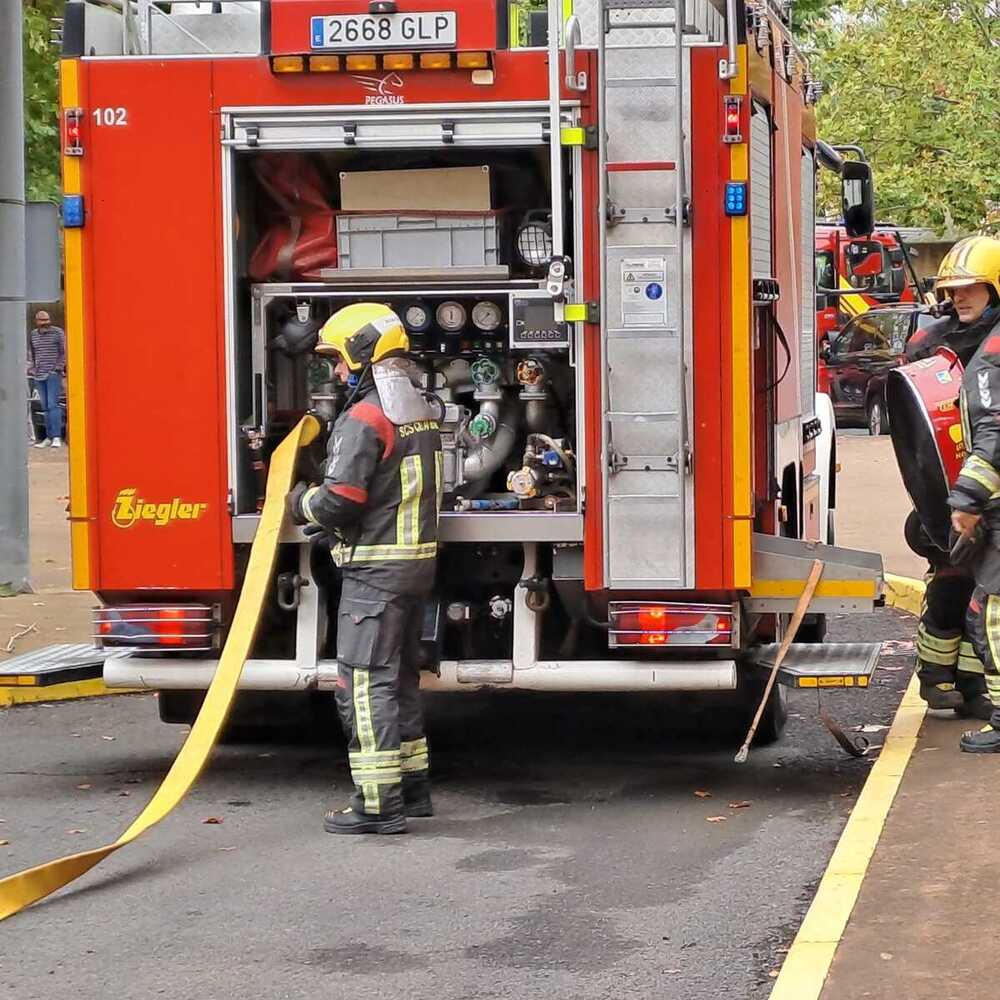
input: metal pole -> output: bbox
[0,0,30,593]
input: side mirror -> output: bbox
[842,160,875,238]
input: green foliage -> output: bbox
[23,0,63,203]
[790,0,840,35]
[812,0,1000,233]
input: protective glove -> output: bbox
[285,481,311,525]
[950,521,986,568]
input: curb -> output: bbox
[884,573,925,617]
[769,575,926,1000]
[0,680,141,709]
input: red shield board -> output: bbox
[886,347,965,551]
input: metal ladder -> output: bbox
[598,0,697,588]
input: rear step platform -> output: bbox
[0,643,110,688]
[751,642,882,690]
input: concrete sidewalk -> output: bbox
[1,448,98,702]
[819,709,997,1000]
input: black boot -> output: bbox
[402,777,434,818]
[323,807,407,835]
[955,671,993,720]
[960,725,1000,753]
[918,672,964,710]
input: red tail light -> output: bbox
[608,603,737,649]
[93,605,219,652]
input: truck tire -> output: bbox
[735,670,789,745]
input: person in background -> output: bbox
[28,310,66,448]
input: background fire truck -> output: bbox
[60,0,883,744]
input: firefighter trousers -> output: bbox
[334,576,429,816]
[917,567,986,700]
[965,586,1000,727]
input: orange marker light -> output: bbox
[310,55,341,72]
[456,51,490,69]
[383,53,415,70]
[419,52,452,70]
[345,54,378,71]
[271,55,306,73]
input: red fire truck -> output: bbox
[815,221,921,342]
[60,0,884,741]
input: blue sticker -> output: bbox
[645,283,664,300]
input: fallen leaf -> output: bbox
[203,817,223,825]
[694,790,712,798]
[728,800,752,810]
[101,735,116,741]
[880,953,893,961]
[66,829,86,835]
[117,790,131,797]
[706,815,727,823]
[769,971,780,978]
[32,602,46,607]
[0,840,9,846]
[75,783,92,790]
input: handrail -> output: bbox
[546,0,565,260]
[719,0,738,79]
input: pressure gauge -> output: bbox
[403,302,432,333]
[436,300,467,333]
[471,300,503,332]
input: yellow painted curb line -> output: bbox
[884,573,925,617]
[769,576,926,1000]
[0,680,141,708]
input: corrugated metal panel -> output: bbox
[750,104,772,279]
[800,150,816,418]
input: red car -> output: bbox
[822,304,938,435]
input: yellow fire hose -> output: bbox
[0,415,320,921]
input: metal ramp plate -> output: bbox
[752,642,882,690]
[0,643,108,688]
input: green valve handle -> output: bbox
[468,412,497,440]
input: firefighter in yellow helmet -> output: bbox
[899,237,1000,720]
[910,236,1000,752]
[287,303,444,830]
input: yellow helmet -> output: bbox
[936,235,1000,300]
[315,303,409,371]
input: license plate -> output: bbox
[310,12,457,50]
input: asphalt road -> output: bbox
[0,609,913,1000]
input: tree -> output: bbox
[23,0,63,203]
[811,0,1000,233]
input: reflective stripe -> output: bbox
[916,625,961,655]
[401,737,429,774]
[396,455,422,547]
[961,390,972,452]
[353,668,380,814]
[987,597,1000,689]
[434,450,444,520]
[301,486,322,526]
[918,648,960,667]
[332,541,438,565]
[963,455,1000,491]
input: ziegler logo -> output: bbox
[111,488,208,528]
[353,72,405,105]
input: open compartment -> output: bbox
[223,120,585,542]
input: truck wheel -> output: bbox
[735,671,789,745]
[866,397,888,436]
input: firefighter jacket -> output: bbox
[950,313,1000,519]
[301,387,443,596]
[905,310,998,368]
